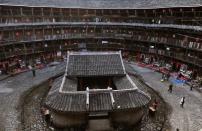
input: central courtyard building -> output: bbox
[45,51,150,129]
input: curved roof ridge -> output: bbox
[68,51,121,55]
[0,2,201,9]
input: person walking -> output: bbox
[190,85,193,91]
[32,65,36,77]
[168,84,173,93]
[166,73,170,81]
[161,73,165,82]
[180,97,185,108]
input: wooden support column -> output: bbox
[144,10,146,17]
[11,29,15,41]
[42,28,45,40]
[51,26,54,38]
[86,9,89,16]
[170,9,173,17]
[77,8,80,17]
[69,9,72,21]
[192,8,196,25]
[153,10,156,18]
[23,43,27,64]
[126,9,129,16]
[60,8,63,22]
[50,8,53,17]
[22,28,25,41]
[95,9,97,17]
[20,7,23,22]
[31,8,34,23]
[134,9,137,17]
[10,8,13,23]
[180,8,184,18]
[41,8,44,22]
[192,8,196,18]
[33,28,36,40]
[50,8,54,22]
[0,7,2,23]
[93,26,96,34]
[85,25,88,36]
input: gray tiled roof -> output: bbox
[113,76,136,90]
[89,92,112,111]
[67,52,125,77]
[45,89,150,112]
[0,0,201,9]
[62,77,78,92]
[45,51,150,112]
[47,76,63,96]
[45,92,87,112]
[113,90,150,110]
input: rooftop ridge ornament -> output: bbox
[86,87,89,110]
[119,50,126,74]
[108,86,115,107]
[126,74,138,89]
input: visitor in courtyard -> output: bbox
[190,85,193,91]
[180,97,185,108]
[162,73,164,79]
[166,73,170,81]
[152,99,159,110]
[44,108,51,124]
[168,84,173,93]
[32,65,36,77]
[41,107,52,127]
[161,73,165,82]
